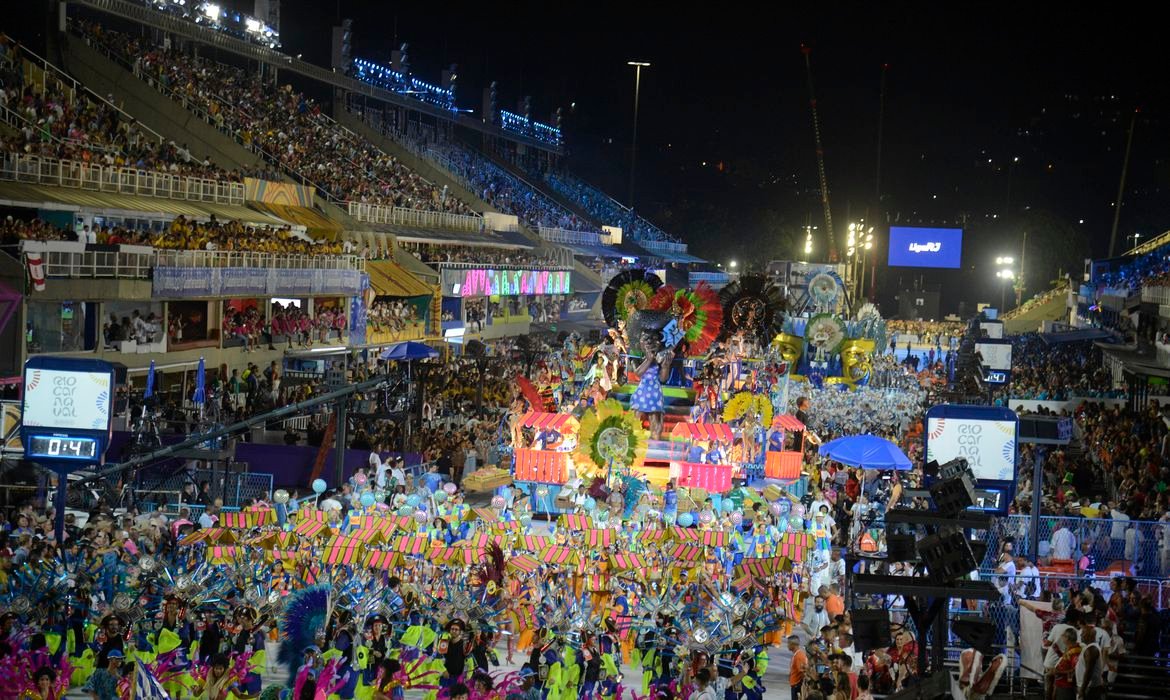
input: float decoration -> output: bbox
[646,282,725,355]
[601,269,663,327]
[722,391,774,431]
[718,275,786,346]
[576,398,649,473]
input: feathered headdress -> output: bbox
[646,283,724,355]
[278,584,332,670]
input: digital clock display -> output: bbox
[28,436,99,459]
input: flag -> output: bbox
[145,360,155,399]
[25,251,45,292]
[133,659,171,699]
[192,357,206,405]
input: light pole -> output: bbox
[847,221,873,301]
[804,225,816,258]
[996,256,1015,312]
[627,61,650,208]
[1128,232,1142,252]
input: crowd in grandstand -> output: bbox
[886,320,965,349]
[1002,336,1120,401]
[542,170,680,243]
[368,298,422,333]
[404,242,564,268]
[424,140,598,232]
[76,22,475,215]
[1,35,237,180]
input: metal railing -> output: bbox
[688,271,731,283]
[640,238,690,254]
[538,226,605,247]
[435,260,572,272]
[0,152,246,205]
[977,513,1170,580]
[346,200,483,232]
[155,249,364,271]
[40,246,153,279]
[1141,285,1170,305]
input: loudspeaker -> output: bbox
[929,472,975,517]
[851,609,893,652]
[952,617,997,655]
[887,533,919,562]
[917,529,978,584]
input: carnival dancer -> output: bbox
[630,316,677,440]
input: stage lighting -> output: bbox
[917,528,978,584]
[952,617,996,655]
[850,610,893,652]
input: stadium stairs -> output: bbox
[60,35,268,174]
[1001,283,1071,334]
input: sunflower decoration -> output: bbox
[576,398,649,474]
[602,269,664,327]
[722,391,773,429]
[718,275,786,346]
[645,282,724,355]
[807,270,842,311]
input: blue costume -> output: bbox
[631,358,664,414]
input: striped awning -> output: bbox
[321,536,364,566]
[180,527,237,545]
[364,550,401,571]
[350,527,390,545]
[771,414,806,432]
[584,529,614,548]
[609,553,648,570]
[294,520,332,538]
[271,549,298,561]
[701,531,727,548]
[366,259,435,298]
[778,532,814,562]
[470,507,499,522]
[491,521,522,532]
[640,530,666,543]
[391,535,434,555]
[735,557,777,578]
[558,514,593,530]
[443,547,485,566]
[206,545,238,564]
[667,543,703,561]
[298,508,328,523]
[669,526,701,542]
[519,412,580,433]
[249,531,296,549]
[508,554,541,574]
[537,546,579,566]
[459,533,508,549]
[670,422,734,442]
[521,535,551,551]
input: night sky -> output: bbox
[12,2,1170,312]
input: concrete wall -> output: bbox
[61,36,266,173]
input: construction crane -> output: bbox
[801,44,837,262]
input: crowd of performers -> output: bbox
[0,475,852,700]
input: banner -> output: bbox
[153,268,361,298]
[441,268,572,297]
[348,273,369,347]
[244,177,314,207]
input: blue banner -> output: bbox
[348,273,369,346]
[153,268,214,298]
[220,267,270,297]
[153,267,362,298]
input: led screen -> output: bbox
[925,417,1017,482]
[887,227,963,268]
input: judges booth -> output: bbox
[764,413,806,480]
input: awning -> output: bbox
[366,259,435,298]
[519,412,579,433]
[0,181,284,226]
[566,243,627,259]
[573,273,603,294]
[247,201,343,239]
[393,250,441,283]
[771,414,806,432]
[670,422,734,442]
[369,222,534,247]
[513,448,569,484]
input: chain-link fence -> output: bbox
[135,468,272,509]
[978,514,1170,579]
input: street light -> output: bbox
[996,256,1016,311]
[1128,232,1142,251]
[627,61,651,208]
[729,260,738,269]
[804,225,815,257]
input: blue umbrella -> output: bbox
[144,359,155,399]
[379,341,439,361]
[818,434,912,470]
[193,356,205,405]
